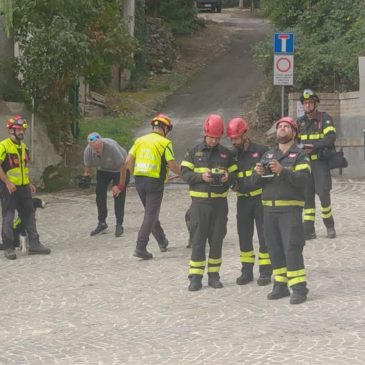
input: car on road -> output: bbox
[196,0,222,13]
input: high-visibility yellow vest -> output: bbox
[130,133,172,179]
[0,138,30,185]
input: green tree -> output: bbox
[146,0,197,34]
[258,0,365,92]
[4,0,138,145]
[159,0,197,34]
[0,0,13,36]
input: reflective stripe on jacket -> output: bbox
[181,142,237,198]
[234,141,268,197]
[0,138,30,186]
[252,144,311,208]
[297,111,336,161]
[129,132,174,180]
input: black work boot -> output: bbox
[133,246,153,260]
[304,231,316,240]
[326,227,336,239]
[28,242,51,255]
[90,222,108,236]
[267,283,290,300]
[257,274,271,286]
[236,269,253,285]
[4,248,16,260]
[115,224,124,237]
[290,287,309,305]
[158,237,169,252]
[188,275,203,291]
[208,272,223,289]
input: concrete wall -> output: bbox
[289,57,365,179]
[0,101,62,185]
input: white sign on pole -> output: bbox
[273,54,294,86]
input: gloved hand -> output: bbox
[78,175,91,189]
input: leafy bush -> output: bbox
[258,0,365,92]
[146,0,198,34]
[4,0,139,146]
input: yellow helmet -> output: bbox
[150,114,173,132]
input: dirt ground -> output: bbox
[174,19,237,75]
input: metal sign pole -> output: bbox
[273,33,294,116]
[31,98,34,161]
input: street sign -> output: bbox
[273,33,294,54]
[273,55,293,86]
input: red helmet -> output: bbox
[203,114,224,138]
[6,115,28,130]
[226,117,249,138]
[275,116,298,134]
[151,113,173,131]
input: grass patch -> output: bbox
[78,115,140,150]
[78,62,192,152]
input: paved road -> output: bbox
[137,9,271,162]
[1,178,365,364]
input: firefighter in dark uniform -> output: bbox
[252,117,311,304]
[226,117,272,286]
[296,89,336,240]
[181,115,237,291]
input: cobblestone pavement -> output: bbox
[1,178,365,364]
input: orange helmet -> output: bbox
[6,115,28,130]
[203,114,224,138]
[226,118,249,138]
[275,116,298,134]
[151,113,173,132]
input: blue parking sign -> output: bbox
[273,33,294,54]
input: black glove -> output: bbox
[78,175,91,189]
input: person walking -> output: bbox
[125,114,180,260]
[0,115,51,260]
[252,116,311,304]
[296,89,337,240]
[83,132,129,237]
[226,117,272,286]
[181,114,237,291]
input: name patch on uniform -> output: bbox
[289,153,297,158]
[251,152,259,158]
[195,152,203,157]
[220,153,227,159]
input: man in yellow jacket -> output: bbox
[0,115,51,260]
[125,114,180,259]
